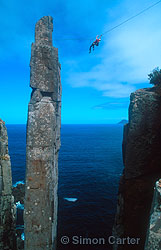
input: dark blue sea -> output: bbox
[7,124,124,250]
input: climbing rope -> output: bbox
[54,0,161,41]
[101,0,161,36]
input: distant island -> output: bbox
[118,119,128,124]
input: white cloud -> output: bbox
[65,0,161,98]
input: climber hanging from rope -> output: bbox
[89,35,102,53]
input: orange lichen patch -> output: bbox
[28,160,47,189]
[31,160,46,175]
[158,179,161,188]
[0,119,5,124]
[28,177,33,181]
[0,154,10,160]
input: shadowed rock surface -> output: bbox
[12,184,25,204]
[113,88,161,250]
[0,119,16,250]
[11,183,25,250]
[24,16,61,250]
[145,179,161,250]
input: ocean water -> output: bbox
[7,124,124,250]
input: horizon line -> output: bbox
[6,122,128,125]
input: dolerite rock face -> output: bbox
[24,16,61,250]
[12,183,25,205]
[0,119,16,250]
[145,179,161,250]
[113,88,161,250]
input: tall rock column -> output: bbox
[0,119,16,250]
[24,16,61,250]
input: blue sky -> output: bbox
[0,0,161,124]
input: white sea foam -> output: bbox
[64,198,78,202]
[13,181,24,187]
[16,201,24,210]
[21,233,25,241]
[16,225,24,230]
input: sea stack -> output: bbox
[113,88,161,249]
[24,16,61,250]
[0,119,16,249]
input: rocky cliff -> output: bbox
[113,88,161,250]
[24,16,61,250]
[0,119,16,250]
